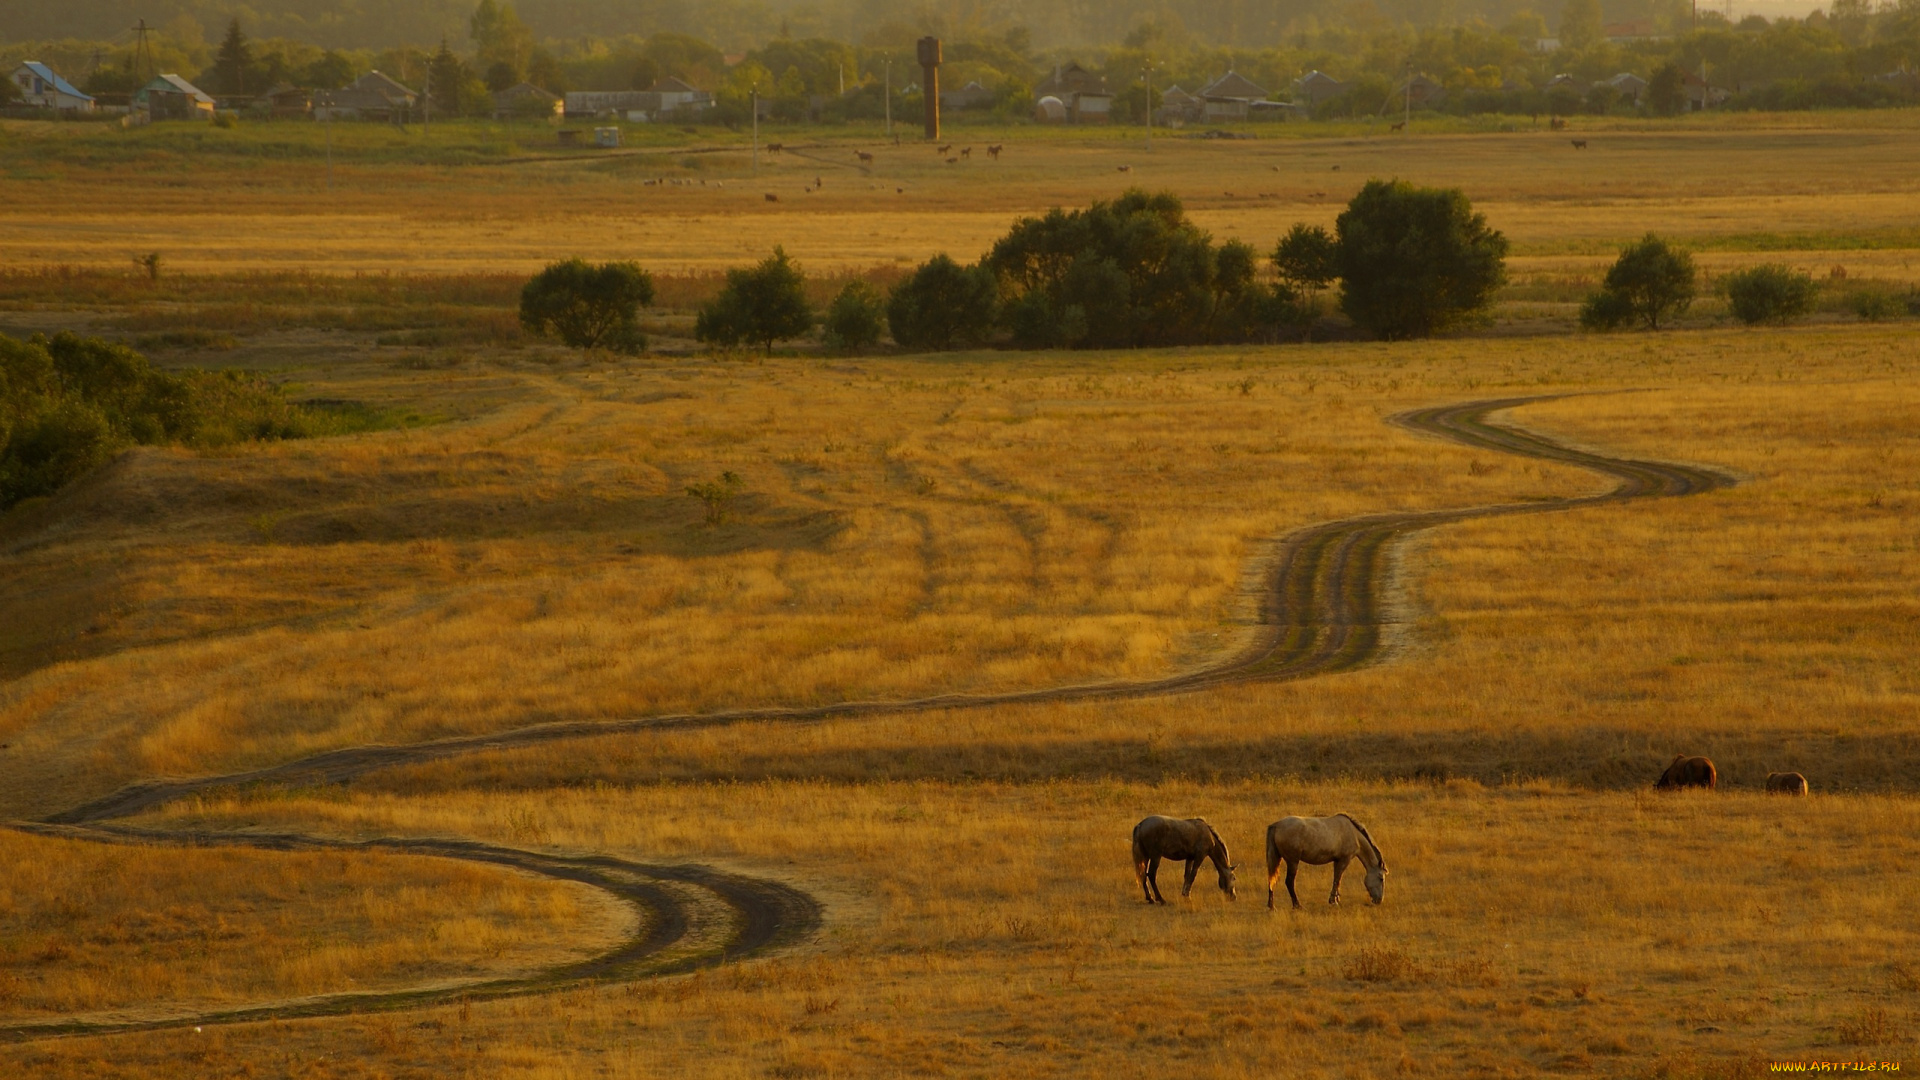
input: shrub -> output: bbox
[695,247,813,354]
[821,281,887,353]
[1581,234,1696,331]
[1722,265,1819,325]
[1850,287,1907,322]
[986,189,1276,348]
[887,255,998,351]
[1333,180,1508,340]
[518,259,653,353]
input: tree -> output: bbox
[211,18,256,95]
[1722,265,1820,324]
[1648,63,1687,116]
[1333,180,1509,340]
[0,74,18,107]
[470,0,533,86]
[822,281,887,353]
[1272,223,1339,339]
[1580,234,1696,330]
[1560,0,1604,49]
[518,259,654,353]
[695,248,813,353]
[428,39,478,116]
[305,50,357,90]
[887,256,999,350]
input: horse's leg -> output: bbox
[1147,856,1166,904]
[1181,857,1201,898]
[1329,855,1350,905]
[1285,859,1302,909]
[1267,853,1282,910]
[1135,857,1153,904]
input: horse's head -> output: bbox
[1364,862,1386,905]
[1209,828,1238,900]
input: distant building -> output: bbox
[11,61,94,112]
[259,84,313,119]
[1157,84,1199,123]
[312,72,418,121]
[1397,73,1447,109]
[1197,70,1269,121]
[492,82,562,120]
[1604,19,1665,42]
[1681,69,1730,110]
[135,74,215,120]
[1290,70,1346,107]
[940,80,995,110]
[351,71,419,109]
[565,79,712,120]
[1033,63,1111,123]
[1603,72,1649,104]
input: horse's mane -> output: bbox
[1205,822,1228,856]
[1337,813,1385,869]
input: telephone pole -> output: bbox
[131,19,155,81]
[751,86,759,175]
[883,60,891,136]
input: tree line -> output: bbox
[519,182,1512,356]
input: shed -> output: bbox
[492,82,562,120]
[1290,70,1345,106]
[136,74,215,120]
[940,80,995,110]
[259,84,313,119]
[10,61,95,111]
[1604,72,1649,103]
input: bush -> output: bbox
[1333,180,1508,340]
[695,247,813,354]
[986,189,1276,348]
[1581,234,1695,331]
[1722,265,1820,325]
[821,281,887,353]
[1,332,327,510]
[519,259,654,354]
[1850,286,1907,322]
[887,255,998,351]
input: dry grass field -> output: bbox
[2,112,1918,1077]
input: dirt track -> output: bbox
[8,394,1730,1042]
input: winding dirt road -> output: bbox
[6,394,1730,1043]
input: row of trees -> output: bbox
[1578,236,1910,329]
[519,182,1511,356]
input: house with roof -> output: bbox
[135,74,215,120]
[492,82,562,120]
[313,88,399,121]
[11,61,95,112]
[1397,73,1447,109]
[1197,71,1268,121]
[1290,70,1345,107]
[1033,62,1112,122]
[1603,72,1649,104]
[258,84,313,119]
[351,71,418,109]
[1681,69,1730,110]
[940,80,995,110]
[1156,85,1199,123]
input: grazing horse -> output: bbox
[1570,138,1588,149]
[986,144,1002,159]
[936,143,952,154]
[1131,816,1237,904]
[960,146,972,159]
[1388,121,1405,132]
[1657,755,1717,790]
[1265,814,1387,910]
[1767,771,1809,795]
[855,151,874,164]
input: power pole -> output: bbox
[1403,62,1412,130]
[883,59,891,136]
[131,19,155,81]
[326,110,333,190]
[751,86,759,175]
[1144,59,1154,151]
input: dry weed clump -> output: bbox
[1341,946,1430,983]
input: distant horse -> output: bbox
[936,143,953,154]
[764,193,779,202]
[1570,138,1588,149]
[1389,121,1405,133]
[855,151,874,164]
[1767,771,1809,795]
[1131,816,1237,904]
[960,146,972,159]
[1656,755,1717,790]
[1265,814,1387,910]
[986,144,1003,159]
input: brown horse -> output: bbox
[1657,755,1717,790]
[1265,814,1387,909]
[1767,771,1809,795]
[1131,816,1237,904]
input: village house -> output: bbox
[1197,70,1268,121]
[353,71,419,109]
[1290,70,1346,108]
[1603,71,1649,104]
[1032,62,1111,123]
[565,79,711,121]
[313,72,419,122]
[492,82,562,120]
[1397,73,1447,109]
[940,80,995,110]
[259,84,313,119]
[134,74,215,120]
[1156,84,1199,123]
[10,61,95,112]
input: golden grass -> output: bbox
[94,778,1919,1077]
[0,829,627,1023]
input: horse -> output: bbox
[1265,814,1387,910]
[855,151,874,164]
[960,146,972,159]
[986,144,1002,159]
[1131,816,1236,904]
[1389,121,1405,133]
[1656,755,1717,790]
[1767,771,1809,795]
[1570,138,1588,149]
[936,143,952,154]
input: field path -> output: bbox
[8,394,1730,1042]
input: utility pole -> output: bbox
[1403,62,1412,131]
[883,59,891,136]
[751,85,759,175]
[131,19,155,81]
[423,62,431,136]
[1144,59,1155,151]
[326,110,333,190]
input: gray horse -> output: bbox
[1265,814,1387,909]
[1131,816,1237,904]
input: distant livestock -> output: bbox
[986,145,1002,159]
[1656,755,1717,790]
[764,193,779,202]
[1266,814,1387,909]
[856,151,874,164]
[1132,816,1237,904]
[1571,139,1588,149]
[1767,771,1809,795]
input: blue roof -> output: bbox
[18,61,93,102]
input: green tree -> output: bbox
[822,281,887,353]
[1333,180,1509,340]
[1560,0,1604,49]
[1722,265,1820,324]
[305,50,357,90]
[1580,234,1696,330]
[695,248,814,353]
[887,256,999,350]
[470,0,533,86]
[518,259,654,353]
[428,39,479,116]
[1647,62,1687,115]
[211,18,256,95]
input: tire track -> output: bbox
[14,394,1729,1042]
